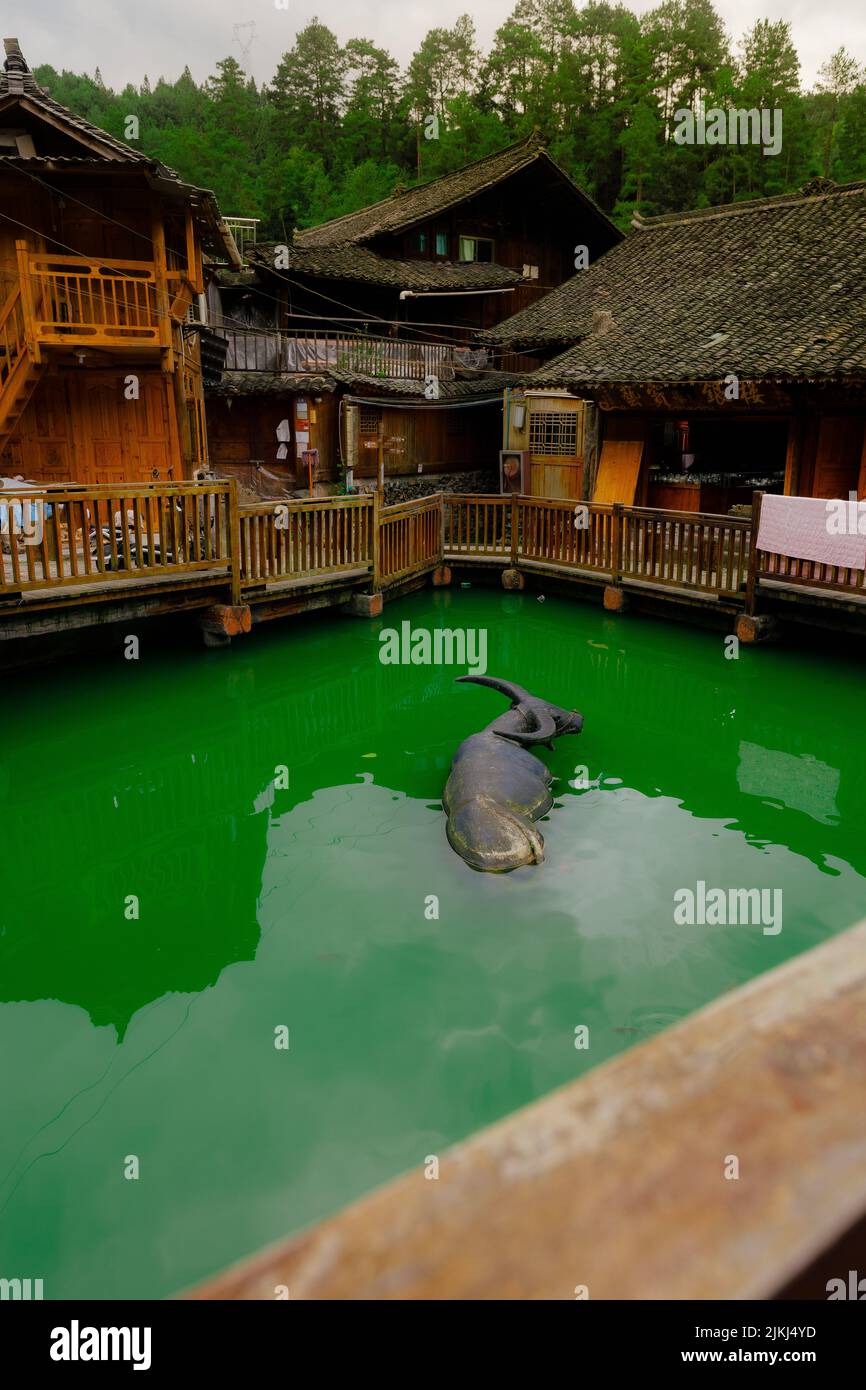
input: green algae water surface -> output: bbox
[1,589,865,1298]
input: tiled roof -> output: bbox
[330,370,518,399]
[485,180,866,385]
[206,368,515,402]
[0,39,240,265]
[293,135,617,246]
[0,38,154,165]
[206,372,336,397]
[246,242,521,292]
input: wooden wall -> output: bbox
[206,392,340,488]
[2,369,180,484]
[797,412,866,499]
[0,166,207,485]
[350,401,500,480]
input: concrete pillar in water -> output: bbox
[347,591,383,618]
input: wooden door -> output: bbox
[526,398,584,499]
[810,415,866,499]
[3,376,74,483]
[593,416,646,505]
[75,372,173,484]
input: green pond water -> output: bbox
[1,588,865,1299]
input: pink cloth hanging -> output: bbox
[757,493,866,570]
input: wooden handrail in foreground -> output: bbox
[238,494,374,586]
[0,481,234,595]
[378,494,442,585]
[188,918,866,1300]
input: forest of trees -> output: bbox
[34,1,866,237]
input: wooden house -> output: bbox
[484,178,866,510]
[0,38,239,487]
[204,136,620,498]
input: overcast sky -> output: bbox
[10,0,865,91]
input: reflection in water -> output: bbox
[0,589,865,1297]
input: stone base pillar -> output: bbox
[348,591,384,618]
[501,567,525,591]
[735,613,779,644]
[199,604,251,646]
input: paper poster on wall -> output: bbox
[295,430,310,456]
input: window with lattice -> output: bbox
[359,407,381,435]
[529,411,578,456]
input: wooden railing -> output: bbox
[214,327,453,379]
[379,496,442,584]
[443,495,753,601]
[756,549,866,597]
[0,282,27,387]
[15,244,194,349]
[2,484,863,618]
[26,252,165,344]
[518,496,615,572]
[238,495,374,585]
[620,506,751,597]
[443,494,510,558]
[0,482,233,595]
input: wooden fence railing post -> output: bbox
[228,477,242,603]
[611,503,623,584]
[371,490,381,588]
[510,494,519,565]
[15,240,41,363]
[744,489,764,614]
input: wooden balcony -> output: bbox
[213,327,454,380]
[14,243,194,353]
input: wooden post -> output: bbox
[15,240,40,363]
[371,489,381,589]
[184,209,203,295]
[151,200,173,368]
[611,502,623,584]
[744,489,764,615]
[228,477,242,605]
[510,493,519,565]
[438,492,446,566]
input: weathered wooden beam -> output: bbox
[188,920,866,1301]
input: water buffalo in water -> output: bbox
[444,675,584,872]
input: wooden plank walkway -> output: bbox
[188,919,866,1300]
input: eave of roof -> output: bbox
[246,242,521,292]
[206,371,336,397]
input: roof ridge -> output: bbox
[640,180,866,229]
[294,134,550,245]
